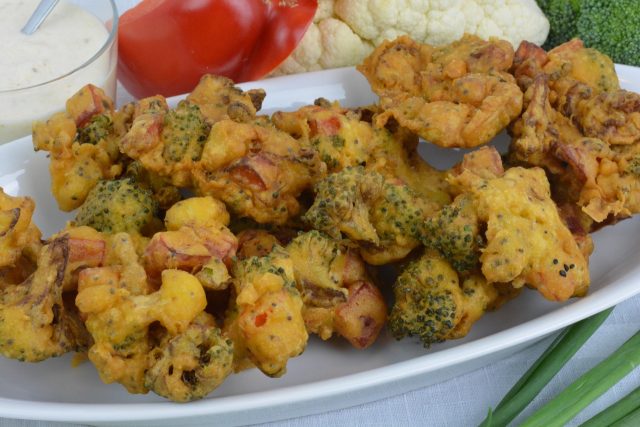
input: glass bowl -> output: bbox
[0,0,118,144]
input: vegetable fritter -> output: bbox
[303,166,431,264]
[0,189,41,268]
[225,246,307,377]
[75,178,159,235]
[0,236,85,362]
[193,119,325,225]
[32,84,130,211]
[389,251,516,346]
[358,35,523,148]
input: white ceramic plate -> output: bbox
[0,66,639,427]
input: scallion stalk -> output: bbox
[580,386,640,427]
[520,329,640,427]
[479,308,613,427]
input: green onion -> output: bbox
[521,329,640,427]
[610,406,640,427]
[580,386,640,427]
[479,308,613,427]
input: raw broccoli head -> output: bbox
[75,178,158,234]
[538,0,640,66]
[576,0,640,66]
[537,0,580,50]
[388,253,461,346]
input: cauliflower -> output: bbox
[273,0,549,74]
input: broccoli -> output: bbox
[576,0,640,66]
[537,0,580,50]
[421,195,483,273]
[75,178,158,234]
[75,114,113,145]
[537,0,640,66]
[388,252,462,346]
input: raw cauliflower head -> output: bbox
[273,0,549,75]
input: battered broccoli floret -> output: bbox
[538,0,640,66]
[388,252,461,346]
[75,114,113,145]
[75,178,158,234]
[162,101,209,163]
[576,0,640,66]
[421,195,483,273]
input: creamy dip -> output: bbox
[0,0,115,143]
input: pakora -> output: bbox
[358,35,523,148]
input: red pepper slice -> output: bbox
[117,0,317,98]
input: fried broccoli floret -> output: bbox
[389,251,509,346]
[421,195,483,273]
[303,166,428,264]
[389,252,462,346]
[75,178,158,234]
[538,0,640,65]
[75,114,113,145]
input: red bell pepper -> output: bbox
[117,0,317,98]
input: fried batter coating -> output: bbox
[186,74,266,124]
[192,119,325,225]
[0,237,86,361]
[0,189,41,268]
[389,251,516,346]
[358,35,523,148]
[225,246,307,377]
[143,197,237,288]
[303,166,431,265]
[119,99,210,187]
[286,231,386,349]
[76,235,207,394]
[32,84,130,211]
[75,178,159,235]
[444,155,590,301]
[509,75,640,224]
[513,39,639,147]
[145,312,233,402]
[271,100,451,205]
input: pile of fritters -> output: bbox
[0,33,638,402]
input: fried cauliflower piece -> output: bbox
[389,251,517,346]
[0,189,41,268]
[76,234,208,394]
[358,35,523,148]
[441,151,590,301]
[143,197,237,288]
[0,236,87,362]
[303,166,431,264]
[74,178,159,235]
[192,119,325,225]
[144,312,233,402]
[32,84,131,211]
[119,99,210,188]
[186,74,266,124]
[225,246,307,377]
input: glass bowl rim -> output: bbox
[0,0,118,95]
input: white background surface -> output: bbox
[2,0,639,425]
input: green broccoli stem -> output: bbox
[580,386,640,427]
[521,328,640,427]
[479,307,613,427]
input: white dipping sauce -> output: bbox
[0,0,115,143]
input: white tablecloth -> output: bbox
[2,1,639,425]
